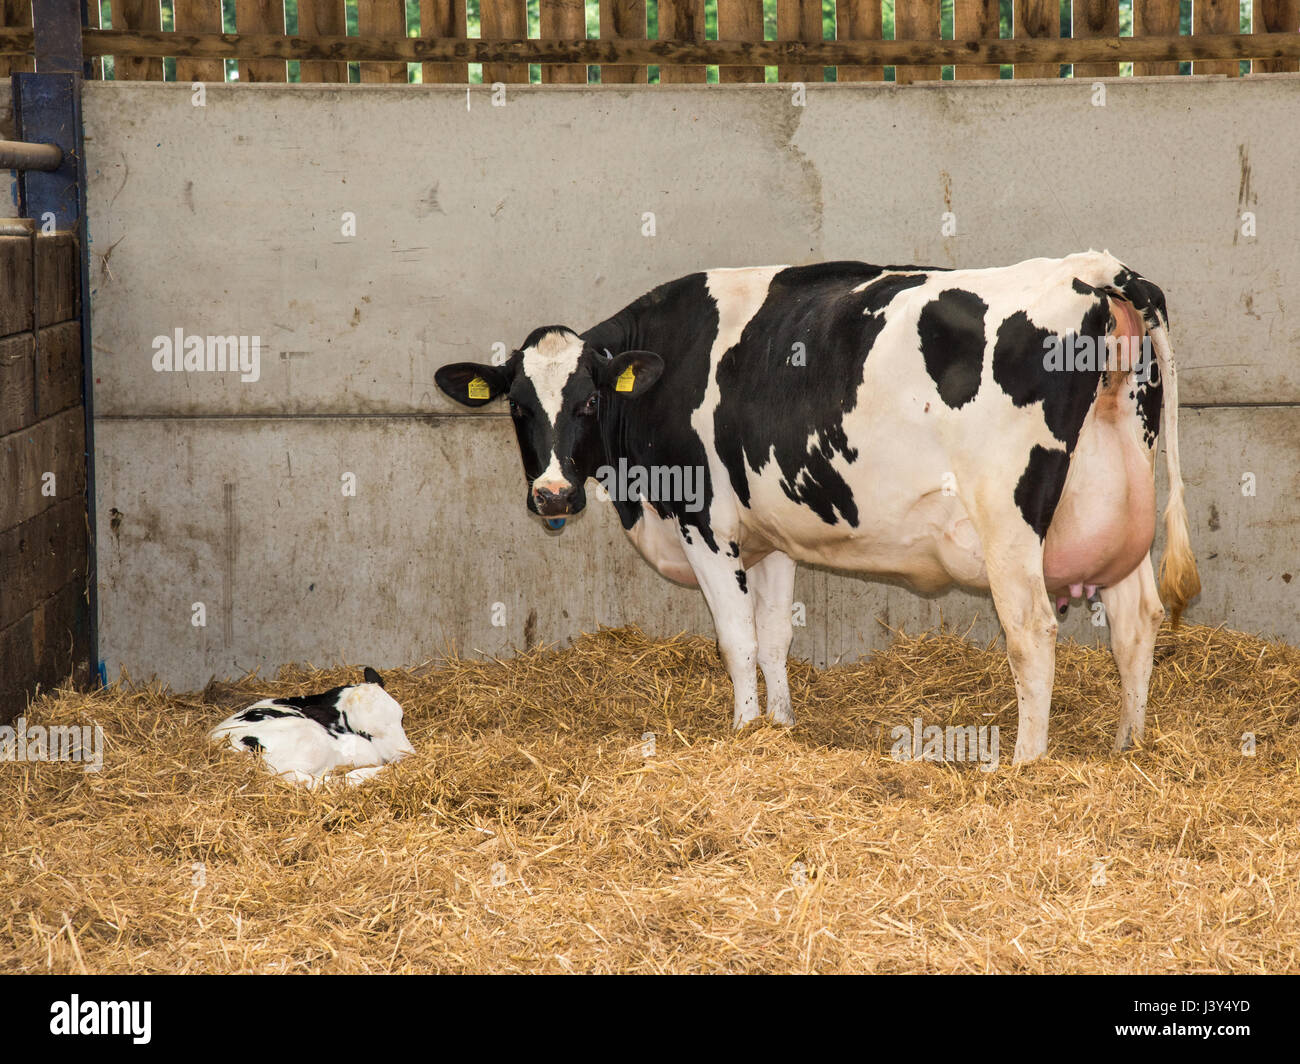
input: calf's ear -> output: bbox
[363,667,385,688]
[599,350,664,398]
[435,362,510,407]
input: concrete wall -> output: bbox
[79,78,1300,690]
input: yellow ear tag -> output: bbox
[614,365,636,393]
[467,377,490,400]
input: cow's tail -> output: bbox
[1095,258,1200,625]
[1146,321,1201,626]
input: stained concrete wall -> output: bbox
[76,78,1299,690]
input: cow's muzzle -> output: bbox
[530,482,583,518]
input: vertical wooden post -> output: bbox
[1073,0,1118,77]
[658,0,706,82]
[299,0,348,83]
[599,0,646,83]
[481,0,529,84]
[357,0,409,82]
[110,0,163,80]
[839,0,883,82]
[777,0,822,83]
[1194,0,1240,75]
[421,0,468,83]
[718,0,764,82]
[174,0,226,83]
[1013,0,1059,79]
[1133,0,1181,75]
[895,0,941,83]
[541,0,587,83]
[955,0,999,80]
[1255,0,1299,72]
[235,0,287,82]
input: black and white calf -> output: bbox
[437,252,1201,763]
[209,668,414,786]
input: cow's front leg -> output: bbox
[749,551,797,725]
[679,532,761,729]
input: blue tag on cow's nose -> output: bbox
[544,517,567,531]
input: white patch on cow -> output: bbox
[522,329,585,491]
[522,329,583,429]
[692,267,785,533]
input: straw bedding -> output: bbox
[2,623,1297,973]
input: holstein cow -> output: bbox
[210,668,414,786]
[437,252,1200,763]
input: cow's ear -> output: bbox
[435,362,510,407]
[363,666,384,688]
[599,350,663,398]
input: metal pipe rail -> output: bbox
[0,138,63,171]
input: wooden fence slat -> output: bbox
[0,0,32,77]
[481,0,529,84]
[235,0,286,82]
[357,0,409,82]
[1255,0,1300,71]
[1195,0,1241,75]
[299,0,348,82]
[599,0,646,83]
[895,0,941,83]
[421,0,468,82]
[1134,0,1181,74]
[1073,0,1119,76]
[777,0,822,83]
[955,0,999,80]
[718,0,763,82]
[111,0,164,80]
[1013,0,1059,78]
[174,0,226,82]
[541,0,587,83]
[658,0,706,82]
[839,0,883,82]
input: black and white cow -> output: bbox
[436,252,1200,763]
[210,667,414,786]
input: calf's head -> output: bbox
[436,327,663,525]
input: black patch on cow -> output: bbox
[1110,268,1167,330]
[710,266,929,527]
[735,569,748,593]
[265,687,366,738]
[241,735,263,751]
[1014,445,1072,539]
[728,541,740,558]
[583,273,722,550]
[917,289,988,409]
[992,297,1108,452]
[1135,374,1162,449]
[236,707,297,723]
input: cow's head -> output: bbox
[436,327,663,526]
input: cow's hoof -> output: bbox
[766,705,795,727]
[1011,743,1047,764]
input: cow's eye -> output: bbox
[507,398,520,416]
[580,394,598,416]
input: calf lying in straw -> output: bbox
[209,667,413,787]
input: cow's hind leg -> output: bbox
[679,533,761,729]
[750,551,797,725]
[982,525,1060,764]
[1099,554,1164,751]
